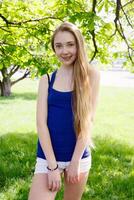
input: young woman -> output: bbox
[28,21,100,200]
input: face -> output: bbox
[53,31,77,66]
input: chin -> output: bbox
[62,59,76,66]
[62,62,74,66]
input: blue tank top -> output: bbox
[37,69,90,161]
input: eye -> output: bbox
[55,45,62,48]
[68,43,74,46]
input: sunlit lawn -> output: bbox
[0,78,134,200]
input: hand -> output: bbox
[65,160,80,184]
[47,168,62,192]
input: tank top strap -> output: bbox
[49,69,58,88]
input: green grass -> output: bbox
[0,78,134,200]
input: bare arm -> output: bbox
[36,74,57,169]
[71,67,101,162]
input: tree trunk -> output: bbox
[0,77,11,96]
[0,66,30,97]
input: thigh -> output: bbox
[63,170,89,200]
[28,174,58,200]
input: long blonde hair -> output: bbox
[51,22,93,147]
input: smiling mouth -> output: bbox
[62,56,72,60]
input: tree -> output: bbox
[0,0,133,96]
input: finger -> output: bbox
[53,181,59,192]
[48,180,52,190]
[71,177,76,184]
[67,175,70,183]
[71,175,79,184]
[68,176,74,184]
[51,181,55,192]
[55,181,60,191]
[57,181,61,191]
[75,175,79,182]
[68,175,72,183]
[66,172,69,182]
[52,181,60,192]
[65,168,68,173]
[72,177,76,184]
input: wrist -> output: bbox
[47,164,58,171]
[47,161,57,169]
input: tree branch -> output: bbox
[90,30,98,62]
[114,0,121,24]
[118,19,134,64]
[92,0,97,13]
[122,0,134,8]
[0,14,63,26]
[0,45,6,55]
[11,69,30,86]
[9,65,20,77]
[0,27,11,32]
[110,0,134,65]
[90,0,98,62]
[0,14,9,26]
[97,0,103,5]
[0,41,43,67]
[120,2,133,28]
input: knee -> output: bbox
[63,194,82,200]
[28,185,57,200]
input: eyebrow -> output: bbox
[55,41,75,45]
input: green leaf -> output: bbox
[98,1,104,13]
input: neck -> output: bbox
[60,65,73,74]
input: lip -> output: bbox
[61,56,72,59]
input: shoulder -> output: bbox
[38,74,48,90]
[40,71,53,81]
[39,72,53,87]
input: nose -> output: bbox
[61,46,68,54]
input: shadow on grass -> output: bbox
[0,92,37,103]
[0,134,133,200]
[0,132,37,199]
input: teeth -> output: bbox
[62,57,71,59]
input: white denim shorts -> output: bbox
[34,155,92,174]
